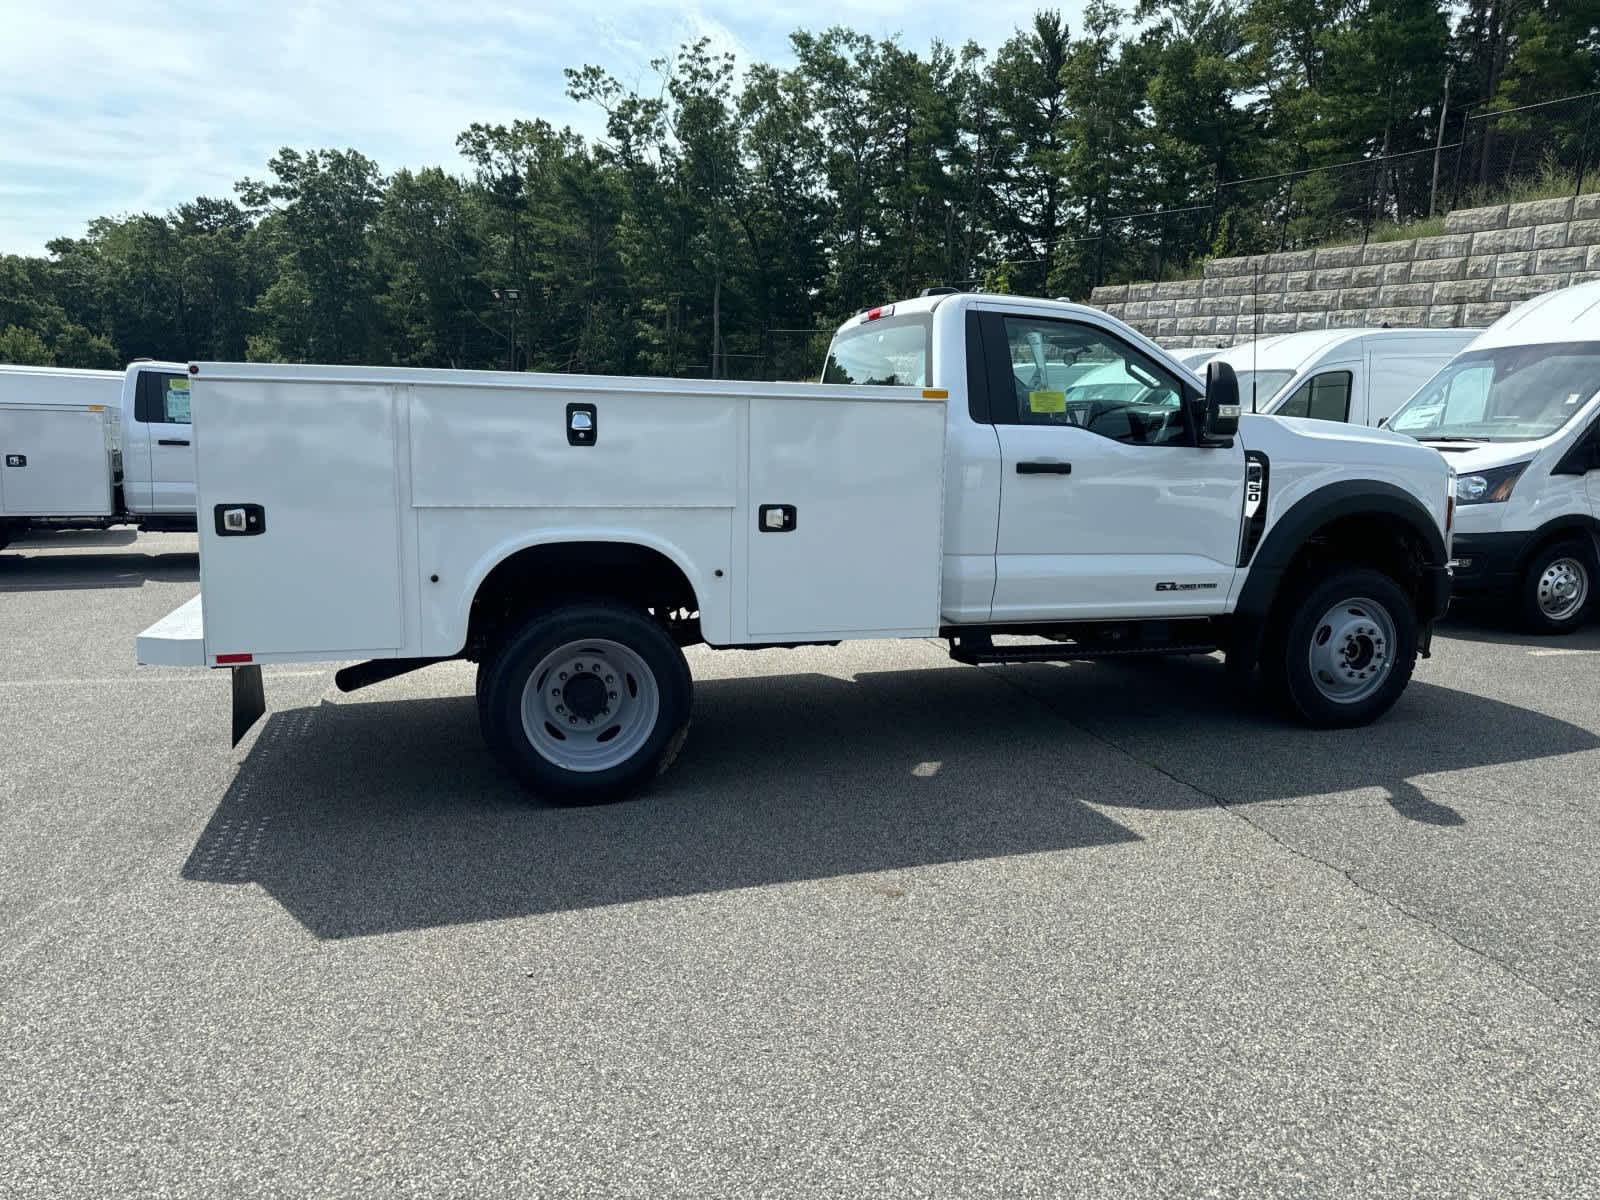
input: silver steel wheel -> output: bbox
[1306,596,1396,705]
[519,639,660,773]
[1536,556,1589,622]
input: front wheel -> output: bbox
[1518,539,1595,635]
[1262,567,1418,728]
[478,601,692,804]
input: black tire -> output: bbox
[1260,567,1418,728]
[1517,538,1595,635]
[478,600,692,804]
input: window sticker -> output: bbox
[164,378,192,423]
[1028,389,1066,413]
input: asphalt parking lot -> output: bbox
[5,530,1600,1197]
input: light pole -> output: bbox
[491,287,521,371]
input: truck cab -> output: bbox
[119,361,196,517]
[825,294,1452,630]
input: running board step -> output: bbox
[948,638,1218,666]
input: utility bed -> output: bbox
[0,399,116,518]
[138,363,948,669]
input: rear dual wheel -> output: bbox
[477,601,692,804]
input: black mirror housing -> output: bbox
[1203,360,1241,439]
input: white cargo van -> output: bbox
[1213,329,1479,428]
[1171,346,1227,370]
[138,293,1454,803]
[0,360,197,550]
[1387,281,1600,632]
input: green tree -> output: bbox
[989,11,1074,294]
[238,149,387,362]
[0,325,52,364]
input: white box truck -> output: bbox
[1212,328,1480,428]
[138,293,1454,803]
[0,361,198,550]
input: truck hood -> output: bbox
[1239,413,1436,460]
[1237,414,1452,538]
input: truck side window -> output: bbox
[1276,371,1352,423]
[994,316,1187,446]
[134,372,162,423]
[159,376,192,424]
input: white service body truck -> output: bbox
[1386,280,1600,633]
[138,294,1454,802]
[0,360,198,549]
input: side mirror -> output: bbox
[1376,415,1389,428]
[1202,361,1241,439]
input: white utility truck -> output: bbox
[1213,328,1479,428]
[0,360,197,551]
[1387,280,1600,633]
[137,293,1453,803]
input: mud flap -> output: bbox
[231,664,266,747]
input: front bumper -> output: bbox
[1448,531,1530,596]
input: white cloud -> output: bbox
[0,0,1083,254]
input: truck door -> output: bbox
[977,311,1245,621]
[132,369,195,513]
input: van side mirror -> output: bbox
[1202,361,1241,439]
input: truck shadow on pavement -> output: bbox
[183,656,1599,939]
[986,653,1600,828]
[1435,608,1600,650]
[0,533,197,592]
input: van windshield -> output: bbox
[1388,342,1600,442]
[822,315,930,387]
[1232,369,1295,411]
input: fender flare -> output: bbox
[1232,480,1448,662]
[1510,514,1600,571]
[453,528,710,652]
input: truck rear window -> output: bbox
[822,316,930,387]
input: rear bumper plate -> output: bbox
[136,594,206,667]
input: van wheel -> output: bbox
[478,601,692,804]
[1262,567,1418,728]
[1519,539,1594,634]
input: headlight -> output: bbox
[1454,461,1530,504]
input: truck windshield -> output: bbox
[1388,341,1600,442]
[1232,369,1294,411]
[822,315,930,387]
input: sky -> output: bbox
[0,0,1086,256]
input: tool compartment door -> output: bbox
[0,406,112,516]
[195,375,405,659]
[745,394,945,638]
